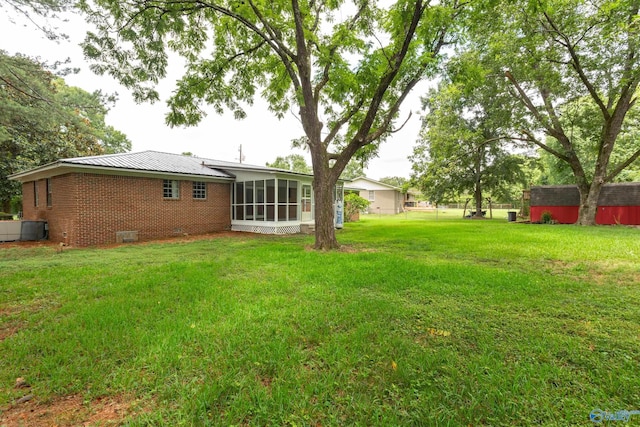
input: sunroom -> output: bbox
[226,168,344,235]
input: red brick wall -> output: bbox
[21,180,40,220]
[22,173,231,246]
[22,176,80,244]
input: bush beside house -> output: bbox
[345,193,370,222]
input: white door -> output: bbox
[301,184,313,221]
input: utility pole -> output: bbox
[238,144,245,164]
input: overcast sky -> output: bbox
[0,9,431,180]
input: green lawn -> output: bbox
[1,213,639,426]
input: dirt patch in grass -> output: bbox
[0,299,59,342]
[0,240,59,249]
[0,394,151,426]
[108,231,254,249]
[304,244,378,253]
[0,231,258,252]
[0,321,26,342]
[544,259,640,286]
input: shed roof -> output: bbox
[531,183,640,207]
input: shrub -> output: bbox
[345,193,370,222]
[10,195,22,214]
[541,210,553,224]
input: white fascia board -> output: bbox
[229,169,315,183]
[350,178,400,191]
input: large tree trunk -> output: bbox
[312,172,339,250]
[474,185,483,218]
[576,179,604,226]
[307,136,340,250]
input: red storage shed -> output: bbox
[530,183,640,225]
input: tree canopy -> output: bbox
[0,51,131,211]
[378,176,407,188]
[467,0,640,224]
[535,97,640,185]
[80,0,463,248]
[339,159,365,181]
[410,54,528,211]
[266,154,312,174]
[1,0,73,41]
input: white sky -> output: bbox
[0,10,430,180]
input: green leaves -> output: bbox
[266,154,312,173]
[410,50,529,205]
[78,0,462,247]
[0,51,131,209]
[455,0,640,223]
[79,0,458,144]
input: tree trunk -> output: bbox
[474,186,483,218]
[313,172,339,250]
[473,159,483,218]
[576,180,603,225]
[473,148,483,218]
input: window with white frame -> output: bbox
[368,190,375,201]
[192,181,206,199]
[163,180,180,199]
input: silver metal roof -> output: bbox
[60,151,234,178]
[10,150,318,182]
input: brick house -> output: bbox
[9,151,331,246]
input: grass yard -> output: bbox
[1,213,639,426]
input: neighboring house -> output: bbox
[530,183,640,224]
[403,187,420,207]
[349,176,413,214]
[9,151,340,246]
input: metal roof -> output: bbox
[10,150,320,181]
[531,183,640,207]
[60,151,233,179]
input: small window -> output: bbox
[368,190,375,201]
[192,182,206,199]
[163,180,180,199]
[34,181,39,207]
[46,179,52,207]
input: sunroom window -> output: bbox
[232,179,300,221]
